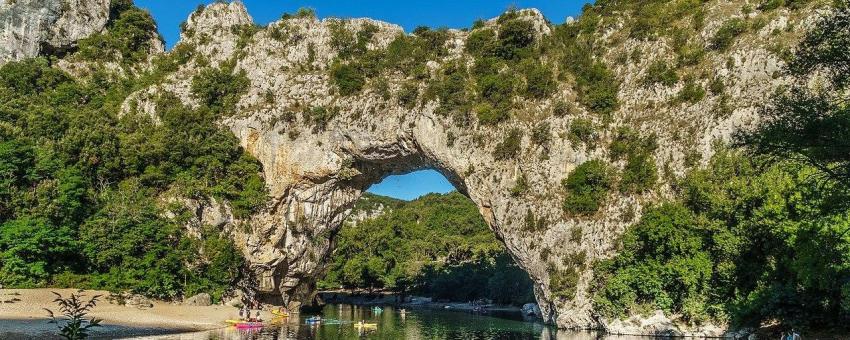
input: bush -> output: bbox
[398,82,419,109]
[493,128,523,160]
[466,29,498,57]
[190,61,250,116]
[677,77,706,103]
[429,62,470,117]
[330,62,365,96]
[531,122,551,146]
[568,118,596,146]
[710,19,747,51]
[477,73,517,106]
[302,106,339,131]
[523,62,556,98]
[510,173,529,196]
[476,103,510,125]
[620,151,658,193]
[562,160,612,215]
[642,61,679,87]
[497,16,536,60]
[709,77,725,95]
[550,266,580,300]
[553,100,575,117]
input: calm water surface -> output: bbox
[131,304,644,340]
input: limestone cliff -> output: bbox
[0,0,827,334]
[0,0,110,62]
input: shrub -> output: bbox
[531,122,551,146]
[497,16,536,60]
[620,151,658,193]
[398,82,419,109]
[677,77,706,103]
[510,173,529,196]
[550,266,580,300]
[709,77,725,95]
[642,61,679,87]
[568,118,596,146]
[190,61,250,116]
[553,100,575,117]
[429,62,471,117]
[302,106,339,131]
[522,209,547,232]
[562,160,612,215]
[523,62,556,98]
[477,73,517,106]
[493,128,523,160]
[476,103,510,125]
[609,127,648,160]
[466,29,498,57]
[330,62,365,96]
[710,19,747,51]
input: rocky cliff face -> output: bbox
[0,0,110,62]
[0,0,824,333]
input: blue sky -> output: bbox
[134,0,590,200]
[136,0,590,49]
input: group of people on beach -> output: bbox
[238,302,263,322]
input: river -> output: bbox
[133,304,646,340]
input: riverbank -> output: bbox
[0,289,267,339]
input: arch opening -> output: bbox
[314,168,537,311]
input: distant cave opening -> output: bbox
[315,169,535,308]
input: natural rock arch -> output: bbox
[157,3,611,328]
[120,1,801,330]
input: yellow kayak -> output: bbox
[271,310,289,317]
[355,322,378,328]
[225,319,242,324]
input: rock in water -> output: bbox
[522,303,541,318]
[184,293,212,306]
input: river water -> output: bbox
[132,304,645,340]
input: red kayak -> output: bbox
[234,321,264,329]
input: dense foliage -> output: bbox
[593,149,850,328]
[562,160,613,215]
[319,192,535,306]
[742,0,850,185]
[0,3,263,301]
[594,3,850,330]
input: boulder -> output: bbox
[184,293,212,306]
[521,303,542,318]
[125,295,153,309]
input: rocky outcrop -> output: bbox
[0,0,110,63]
[4,0,824,334]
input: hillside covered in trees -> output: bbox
[319,192,535,306]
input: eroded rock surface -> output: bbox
[0,0,109,63]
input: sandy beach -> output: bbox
[0,288,272,339]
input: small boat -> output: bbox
[271,309,289,317]
[234,321,264,329]
[306,316,322,324]
[226,319,264,327]
[372,306,383,313]
[355,321,378,328]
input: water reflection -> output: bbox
[129,304,646,340]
